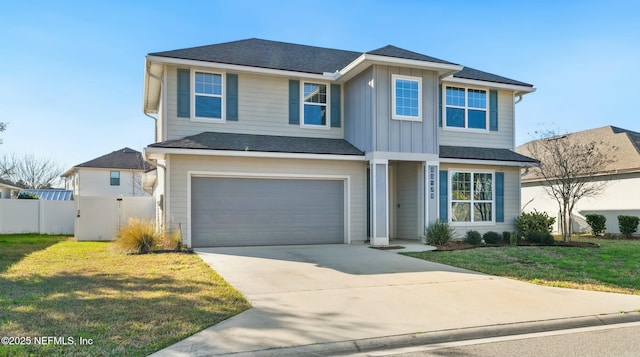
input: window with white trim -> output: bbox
[194,71,223,120]
[392,74,421,121]
[301,82,329,127]
[450,171,493,222]
[445,86,487,129]
[110,171,120,186]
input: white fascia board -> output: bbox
[144,60,164,114]
[439,158,538,167]
[442,76,536,93]
[338,54,463,83]
[145,55,334,81]
[145,147,366,161]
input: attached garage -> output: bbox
[191,176,345,247]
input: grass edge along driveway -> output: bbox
[404,237,640,296]
[0,234,250,357]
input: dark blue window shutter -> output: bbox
[439,170,448,221]
[489,90,498,131]
[438,84,443,127]
[226,73,238,121]
[496,172,504,222]
[330,84,341,128]
[177,69,190,118]
[289,80,300,125]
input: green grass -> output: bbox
[404,237,640,295]
[0,234,250,357]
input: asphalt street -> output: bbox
[350,322,640,357]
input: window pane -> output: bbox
[452,202,471,222]
[446,87,465,106]
[474,173,493,200]
[304,104,326,125]
[195,96,222,118]
[468,89,486,109]
[195,72,222,95]
[474,203,492,221]
[468,110,486,129]
[304,83,327,104]
[446,108,465,127]
[451,172,471,200]
[395,78,419,117]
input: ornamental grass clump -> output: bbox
[112,218,161,254]
[425,220,455,246]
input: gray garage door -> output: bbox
[191,177,345,247]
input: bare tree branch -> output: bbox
[523,129,617,242]
[0,153,64,189]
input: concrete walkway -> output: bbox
[150,243,640,356]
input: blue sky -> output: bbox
[1,1,639,172]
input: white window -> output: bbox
[450,171,493,223]
[392,74,422,121]
[444,86,487,129]
[301,82,329,128]
[193,71,224,120]
[110,171,120,186]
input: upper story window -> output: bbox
[301,82,329,128]
[110,171,120,186]
[193,71,223,120]
[445,86,487,129]
[392,74,422,121]
[450,171,493,223]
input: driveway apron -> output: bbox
[150,244,640,356]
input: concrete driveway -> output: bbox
[151,244,640,356]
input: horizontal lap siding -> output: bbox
[440,164,520,237]
[439,90,515,149]
[167,155,367,245]
[164,67,344,140]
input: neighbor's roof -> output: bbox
[148,38,532,87]
[517,126,640,181]
[440,146,538,164]
[0,178,23,190]
[148,132,364,156]
[19,189,73,201]
[62,148,156,177]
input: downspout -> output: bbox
[514,92,524,104]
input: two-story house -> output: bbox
[62,148,154,197]
[142,38,536,248]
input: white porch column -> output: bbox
[424,161,439,228]
[370,159,389,246]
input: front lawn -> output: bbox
[405,237,640,295]
[0,234,250,357]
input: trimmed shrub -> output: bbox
[515,209,556,238]
[502,231,511,244]
[425,220,455,246]
[17,192,38,199]
[525,231,555,245]
[585,214,606,236]
[483,231,502,244]
[618,215,640,238]
[465,230,482,245]
[113,218,161,254]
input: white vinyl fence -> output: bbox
[75,196,155,241]
[0,200,75,234]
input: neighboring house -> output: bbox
[518,126,640,234]
[61,148,155,197]
[143,38,536,248]
[0,178,22,199]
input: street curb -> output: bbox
[220,311,640,356]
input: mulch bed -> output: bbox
[370,245,405,250]
[434,240,599,251]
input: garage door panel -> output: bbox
[191,177,344,247]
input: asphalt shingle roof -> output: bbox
[440,146,538,163]
[73,148,155,171]
[149,132,364,156]
[149,38,532,87]
[0,177,23,189]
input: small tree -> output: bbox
[523,130,616,242]
[618,215,639,238]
